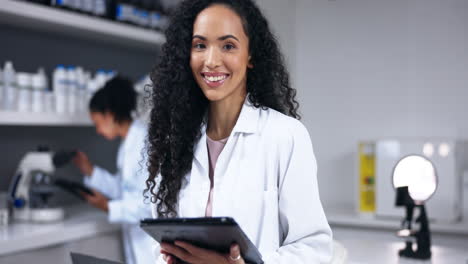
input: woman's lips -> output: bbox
[201,73,230,88]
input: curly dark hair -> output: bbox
[89,75,136,123]
[146,0,300,218]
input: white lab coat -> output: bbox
[152,99,333,263]
[84,119,154,264]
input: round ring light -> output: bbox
[392,155,437,203]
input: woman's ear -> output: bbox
[248,55,253,69]
[104,111,116,123]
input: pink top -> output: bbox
[205,135,228,217]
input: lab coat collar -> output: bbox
[193,96,260,165]
[121,119,145,153]
[231,96,260,134]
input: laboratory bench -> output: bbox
[0,204,124,263]
[333,226,468,264]
[2,204,468,263]
[328,207,468,263]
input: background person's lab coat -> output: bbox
[84,119,154,264]
[153,99,333,263]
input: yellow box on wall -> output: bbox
[359,142,376,213]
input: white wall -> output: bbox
[294,0,468,209]
[256,0,297,85]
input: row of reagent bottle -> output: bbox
[50,0,111,18]
[0,61,117,114]
[53,65,115,114]
[37,0,170,31]
[114,0,169,30]
[0,61,53,113]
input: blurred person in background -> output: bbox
[72,76,154,264]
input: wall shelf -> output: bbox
[0,0,165,51]
[327,207,468,236]
[0,111,92,126]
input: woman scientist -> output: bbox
[72,76,154,264]
[145,0,332,263]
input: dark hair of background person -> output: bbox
[146,0,300,218]
[89,75,137,123]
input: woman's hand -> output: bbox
[72,151,94,176]
[82,189,109,212]
[160,241,245,264]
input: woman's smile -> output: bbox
[201,72,230,87]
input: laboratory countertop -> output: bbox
[326,207,468,236]
[333,226,468,264]
[0,204,120,256]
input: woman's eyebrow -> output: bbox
[218,35,239,42]
[192,35,206,40]
[192,34,239,42]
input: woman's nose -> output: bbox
[205,47,221,69]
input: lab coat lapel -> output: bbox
[213,99,260,184]
[193,124,208,176]
[183,125,209,217]
[192,98,259,171]
[119,121,137,179]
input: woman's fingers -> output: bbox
[228,244,243,263]
[160,243,191,262]
[167,255,174,264]
[160,249,176,264]
[162,253,168,262]
[174,241,203,255]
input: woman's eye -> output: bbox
[193,43,206,49]
[223,43,235,51]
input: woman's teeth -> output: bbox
[204,75,227,82]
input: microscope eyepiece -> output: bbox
[52,150,77,168]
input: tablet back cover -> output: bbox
[140,217,263,264]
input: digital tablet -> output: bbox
[140,217,264,264]
[54,178,94,200]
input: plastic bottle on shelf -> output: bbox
[149,0,165,30]
[67,66,78,114]
[53,65,68,114]
[86,78,98,109]
[69,0,83,12]
[76,67,87,113]
[133,0,147,27]
[82,0,94,14]
[106,70,116,81]
[44,86,55,113]
[151,0,168,31]
[95,69,108,89]
[81,71,91,112]
[140,0,151,28]
[129,0,141,25]
[149,0,162,29]
[3,61,17,111]
[31,69,47,113]
[94,0,108,17]
[115,0,130,23]
[16,73,32,112]
[50,0,68,9]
